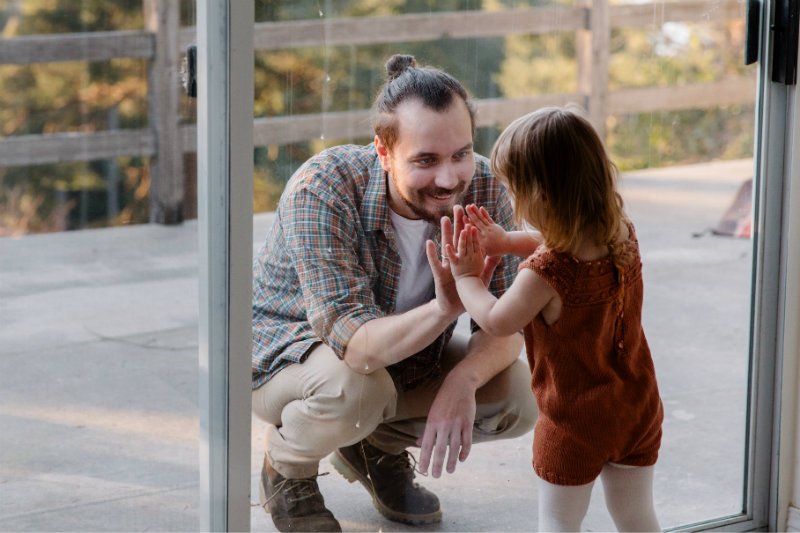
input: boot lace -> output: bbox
[261,472,329,509]
[369,447,428,478]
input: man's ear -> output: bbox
[374,135,391,171]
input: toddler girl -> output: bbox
[445,106,663,532]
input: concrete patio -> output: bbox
[0,159,753,531]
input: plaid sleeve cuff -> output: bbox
[326,307,383,360]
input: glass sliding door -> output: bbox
[604,5,757,530]
[0,1,201,530]
[10,1,797,530]
[238,1,796,531]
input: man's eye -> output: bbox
[453,151,469,161]
[416,158,435,166]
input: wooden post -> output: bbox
[106,105,121,219]
[145,0,183,224]
[576,0,610,140]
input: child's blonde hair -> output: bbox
[491,106,629,267]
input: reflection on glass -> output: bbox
[250,1,755,531]
[0,1,199,530]
[606,12,754,530]
[0,0,752,529]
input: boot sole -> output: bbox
[329,451,442,525]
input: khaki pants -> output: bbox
[252,333,537,479]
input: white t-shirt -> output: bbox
[389,209,435,313]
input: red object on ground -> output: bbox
[714,178,752,238]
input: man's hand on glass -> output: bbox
[426,205,501,318]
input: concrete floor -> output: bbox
[0,159,754,531]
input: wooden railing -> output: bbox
[0,0,755,224]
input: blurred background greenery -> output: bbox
[0,0,755,236]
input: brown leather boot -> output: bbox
[258,456,341,532]
[330,440,442,525]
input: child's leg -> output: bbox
[600,463,660,532]
[537,476,594,532]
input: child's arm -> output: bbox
[465,204,542,258]
[446,225,555,337]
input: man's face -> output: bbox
[376,98,475,223]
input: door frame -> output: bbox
[196,1,254,531]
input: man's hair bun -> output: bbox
[385,54,417,81]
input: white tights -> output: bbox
[537,463,660,532]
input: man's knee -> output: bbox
[332,365,398,425]
[262,357,399,459]
[253,345,398,432]
[282,353,397,443]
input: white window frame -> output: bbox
[769,24,800,533]
[196,1,254,531]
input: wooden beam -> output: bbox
[179,7,586,50]
[177,0,743,51]
[180,94,582,150]
[608,77,756,114]
[0,129,155,167]
[0,0,744,63]
[609,0,743,29]
[2,78,752,166]
[253,110,373,146]
[0,31,154,64]
[474,94,585,128]
[182,110,374,150]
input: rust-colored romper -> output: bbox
[520,225,663,486]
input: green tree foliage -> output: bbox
[0,0,756,234]
[495,13,755,171]
[0,0,149,235]
[605,22,755,169]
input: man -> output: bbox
[252,54,537,532]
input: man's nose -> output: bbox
[435,163,459,189]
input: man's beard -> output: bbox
[389,172,469,224]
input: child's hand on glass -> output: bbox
[445,224,487,280]
[464,204,508,257]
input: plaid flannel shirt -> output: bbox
[252,143,520,391]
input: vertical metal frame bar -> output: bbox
[748,76,784,533]
[741,0,786,528]
[197,1,254,531]
[772,50,800,532]
[750,0,799,528]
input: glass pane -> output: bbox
[0,1,199,530]
[248,1,755,531]
[605,10,755,529]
